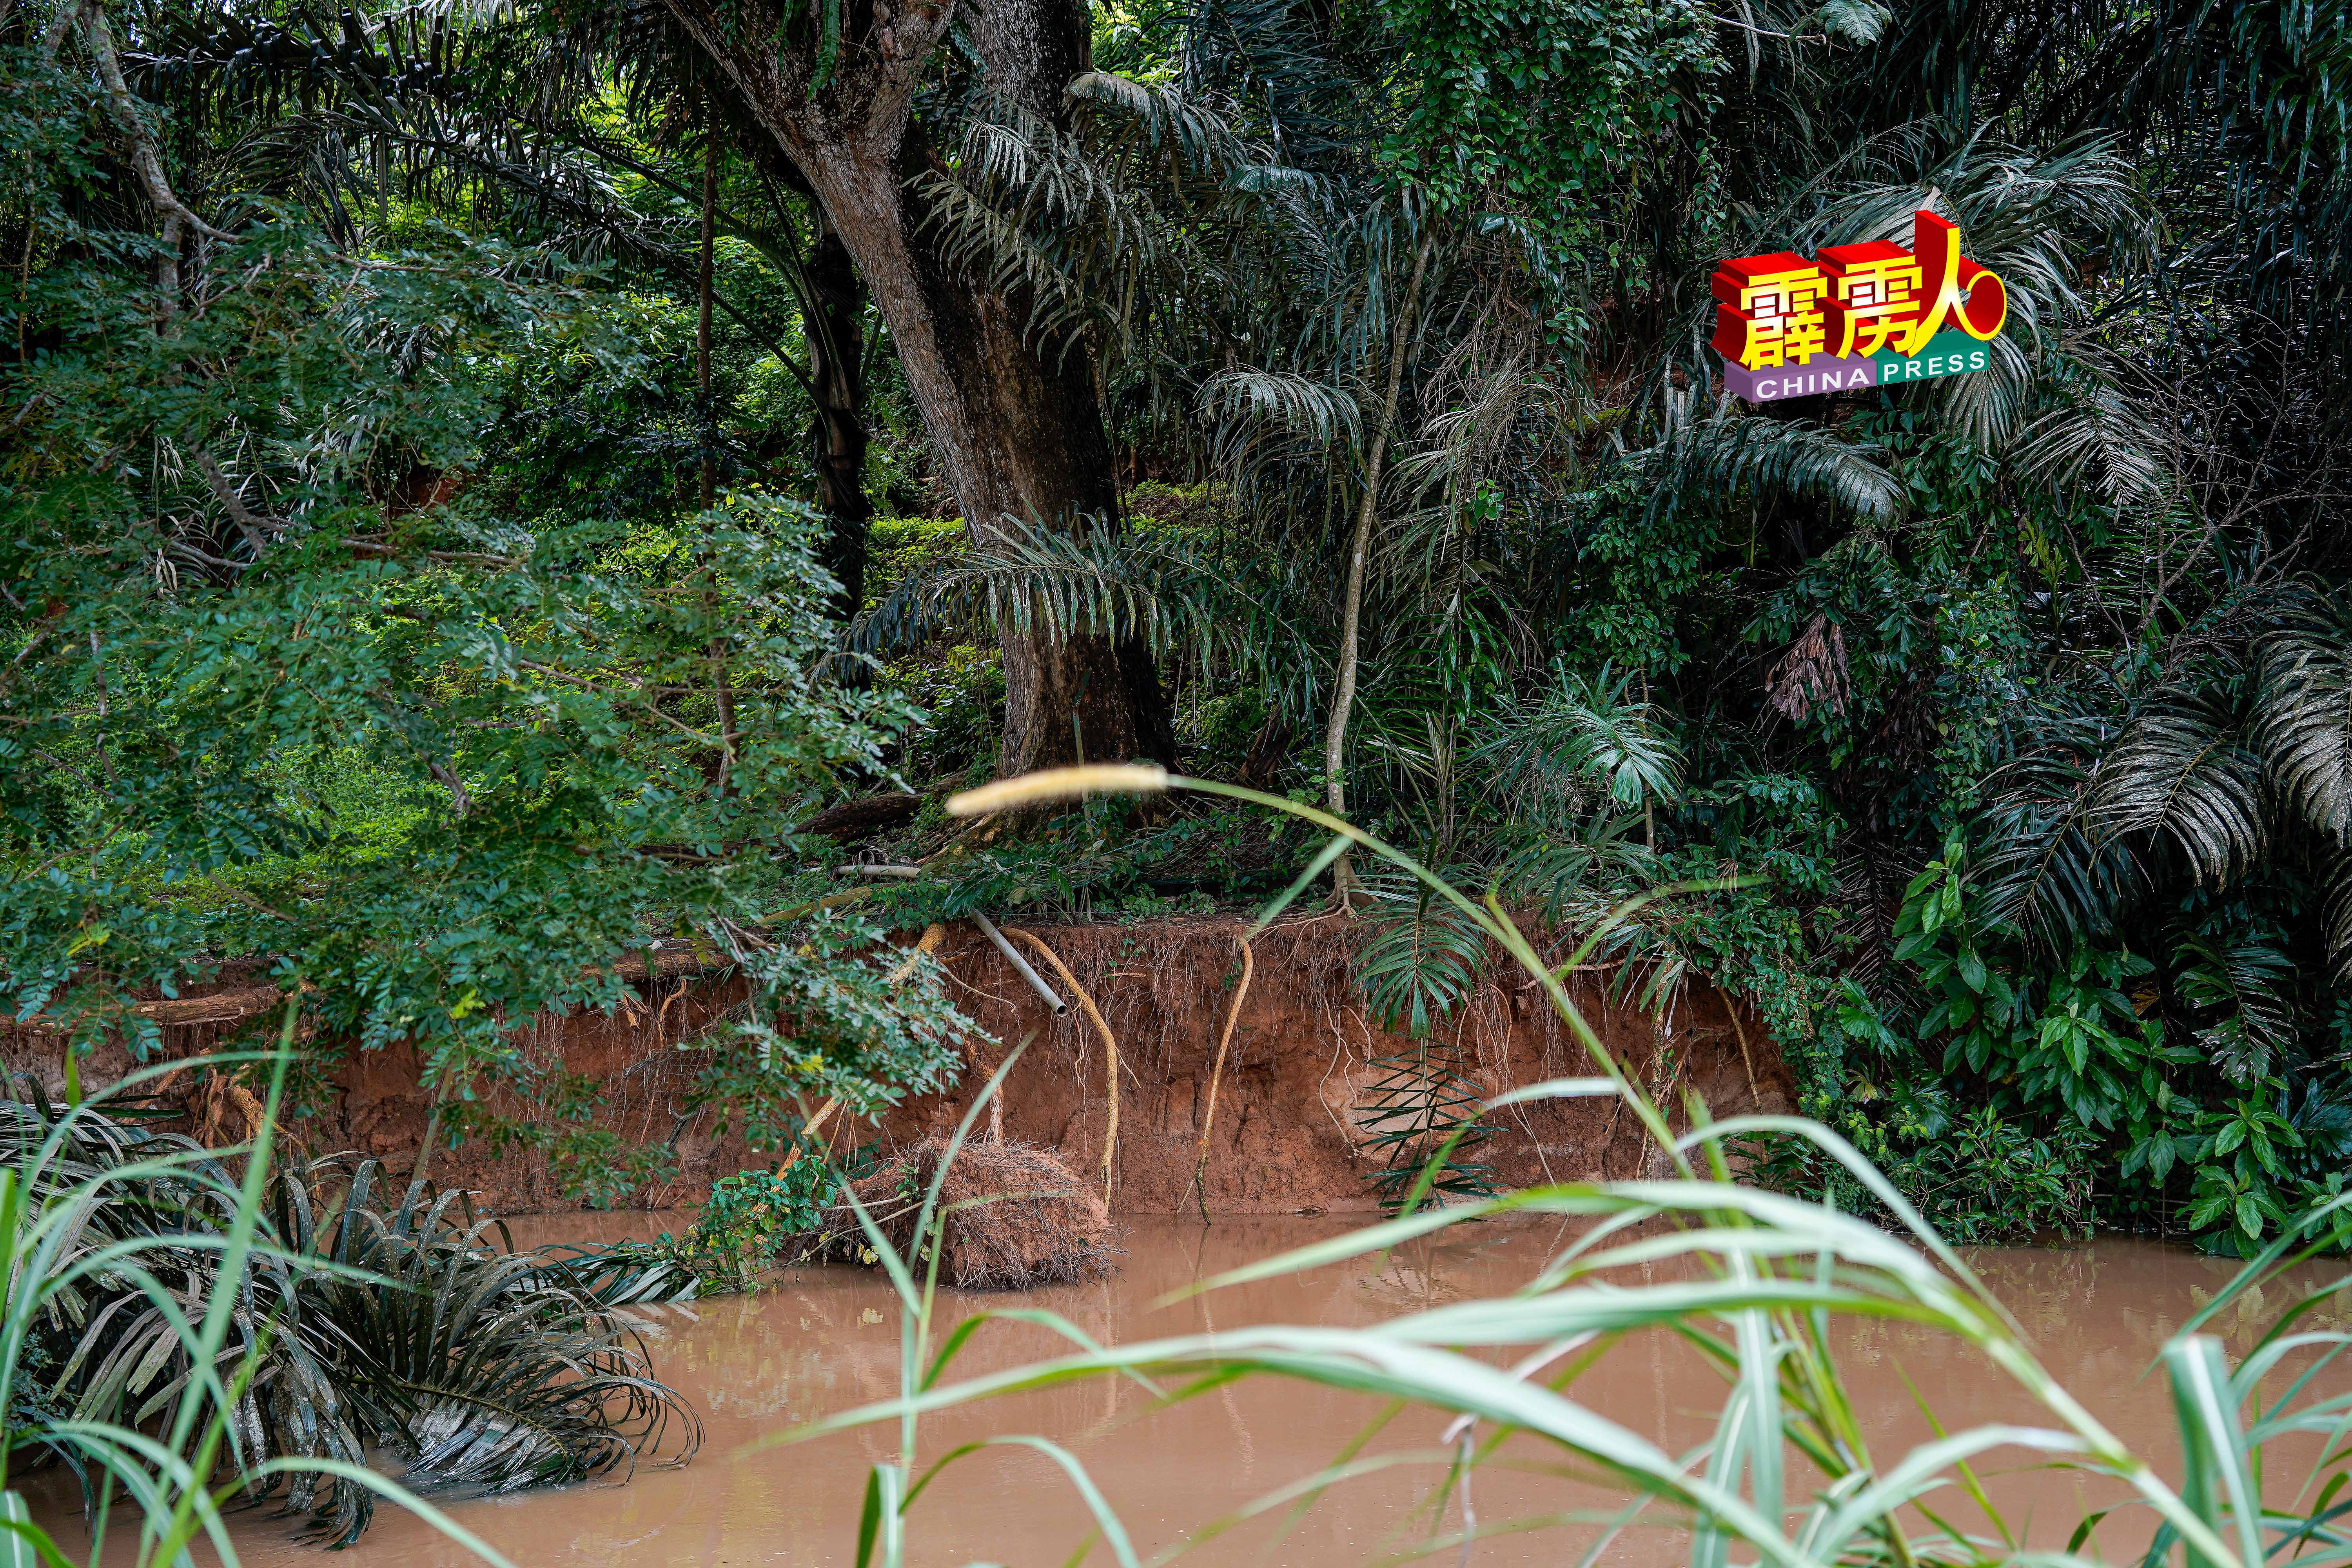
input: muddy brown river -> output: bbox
[85,1217,2352,1565]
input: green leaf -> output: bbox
[0,1492,37,1568]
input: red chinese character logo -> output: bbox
[1818,240,1925,358]
[1710,212,2011,380]
[1711,253,1830,371]
[1898,210,2009,356]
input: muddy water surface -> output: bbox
[201,1217,2348,1566]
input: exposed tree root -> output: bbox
[1180,936,1254,1222]
[1003,926,1122,1206]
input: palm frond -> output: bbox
[915,84,1296,379]
[2257,601,2352,847]
[1975,716,2141,944]
[1473,666,1684,827]
[7,1093,699,1545]
[2013,362,2174,507]
[1808,0,1891,42]
[2173,930,2296,1083]
[849,515,1324,718]
[1350,873,1491,1040]
[1392,350,1563,524]
[1198,368,1362,453]
[1494,813,1661,926]
[2091,692,2265,887]
[1623,409,1904,524]
[288,1162,699,1499]
[2324,853,2352,987]
[1351,1040,1495,1211]
[1166,0,1370,162]
[1808,129,2147,346]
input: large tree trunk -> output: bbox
[659,0,1172,775]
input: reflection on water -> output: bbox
[93,1217,2352,1566]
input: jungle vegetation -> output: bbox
[814,766,2352,1568]
[2,0,2350,1258]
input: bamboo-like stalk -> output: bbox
[1322,226,1435,902]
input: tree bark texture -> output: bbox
[697,117,719,511]
[657,0,1172,774]
[804,222,872,620]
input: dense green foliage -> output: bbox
[4,0,2349,1249]
[0,26,966,1193]
[627,1148,886,1289]
[860,0,2352,1248]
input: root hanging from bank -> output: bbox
[1002,926,1122,1206]
[1180,936,1254,1222]
[842,1139,1119,1290]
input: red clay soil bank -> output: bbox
[0,916,1789,1215]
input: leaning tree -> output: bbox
[652,0,1174,773]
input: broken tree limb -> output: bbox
[603,947,733,981]
[22,894,897,1039]
[974,912,1065,1015]
[11,982,303,1033]
[801,792,922,841]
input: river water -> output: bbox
[172,1218,2352,1564]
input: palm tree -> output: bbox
[11,1085,698,1546]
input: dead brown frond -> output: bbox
[1765,616,1850,723]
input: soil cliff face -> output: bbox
[1,916,1789,1215]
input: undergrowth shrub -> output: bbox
[686,1152,882,1283]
